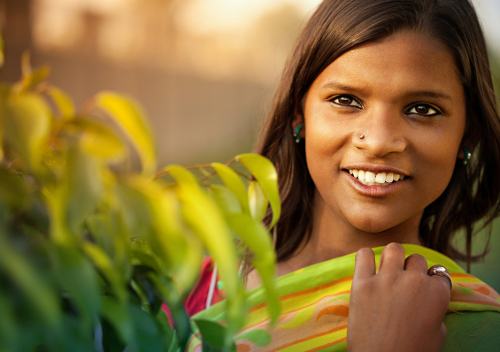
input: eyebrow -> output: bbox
[321,82,453,101]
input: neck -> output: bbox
[277,193,423,277]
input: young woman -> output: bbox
[188,0,500,350]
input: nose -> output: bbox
[352,107,407,157]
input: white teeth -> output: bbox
[347,169,405,186]
[365,171,375,183]
[359,170,365,181]
[375,172,386,183]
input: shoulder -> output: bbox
[442,311,500,351]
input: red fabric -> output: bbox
[162,257,223,326]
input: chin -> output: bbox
[350,217,401,234]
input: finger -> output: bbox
[439,322,447,348]
[378,242,405,273]
[353,247,376,279]
[404,254,428,272]
[428,265,453,291]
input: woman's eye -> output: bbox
[407,104,440,116]
[331,96,362,108]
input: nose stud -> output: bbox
[359,134,365,139]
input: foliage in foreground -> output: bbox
[0,51,280,351]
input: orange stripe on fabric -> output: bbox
[266,324,347,352]
[450,273,478,278]
[451,299,500,308]
[249,276,353,313]
[243,291,350,331]
[308,337,347,352]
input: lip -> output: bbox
[343,170,408,198]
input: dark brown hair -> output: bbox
[256,0,500,268]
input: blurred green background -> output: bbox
[0,0,499,291]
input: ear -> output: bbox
[457,146,472,163]
[292,94,307,138]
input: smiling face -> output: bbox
[298,31,466,242]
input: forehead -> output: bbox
[311,31,463,97]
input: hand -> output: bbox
[346,243,450,352]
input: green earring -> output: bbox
[463,147,471,165]
[294,125,303,144]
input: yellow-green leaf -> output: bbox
[96,92,156,175]
[226,213,279,324]
[236,153,281,227]
[79,120,126,161]
[3,93,51,171]
[212,162,249,214]
[177,183,245,333]
[209,184,241,215]
[47,86,75,120]
[164,165,198,186]
[124,176,192,286]
[17,52,50,92]
[248,181,268,222]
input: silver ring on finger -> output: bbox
[428,264,453,290]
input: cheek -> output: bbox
[304,119,348,172]
[414,125,464,192]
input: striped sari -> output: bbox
[188,244,500,351]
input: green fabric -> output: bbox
[443,311,500,351]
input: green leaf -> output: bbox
[50,144,104,242]
[248,181,268,222]
[211,162,249,214]
[209,184,241,214]
[96,92,156,175]
[156,310,180,352]
[0,289,17,352]
[2,93,51,170]
[52,245,101,327]
[0,229,61,326]
[236,153,281,228]
[101,296,132,347]
[101,318,127,352]
[0,168,29,210]
[194,319,236,352]
[127,302,170,352]
[82,242,126,304]
[148,274,191,348]
[226,213,279,324]
[46,85,75,120]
